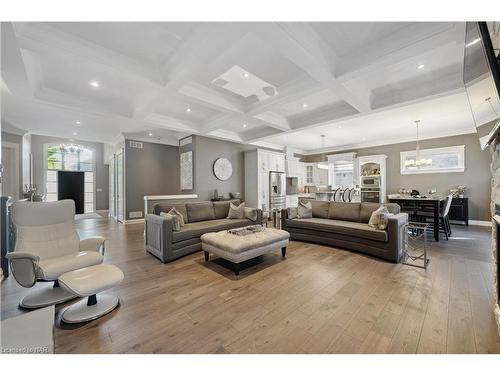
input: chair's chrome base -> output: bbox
[61,294,119,324]
[20,284,77,309]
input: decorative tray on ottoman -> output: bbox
[227,225,265,236]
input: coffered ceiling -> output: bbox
[1,22,475,152]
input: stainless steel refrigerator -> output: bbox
[269,171,286,211]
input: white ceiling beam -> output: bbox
[144,113,201,134]
[11,22,162,84]
[256,23,371,113]
[371,68,464,110]
[179,82,246,114]
[133,23,249,120]
[1,23,33,98]
[245,76,321,116]
[288,101,360,129]
[240,126,284,143]
[199,111,290,135]
[335,23,464,82]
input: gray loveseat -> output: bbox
[281,201,407,262]
[145,199,262,263]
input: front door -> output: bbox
[58,171,85,214]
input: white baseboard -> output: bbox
[123,218,145,224]
[468,220,492,227]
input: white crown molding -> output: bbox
[300,127,477,155]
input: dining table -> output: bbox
[387,196,445,242]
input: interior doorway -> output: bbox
[1,142,20,200]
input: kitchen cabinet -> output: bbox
[245,149,286,211]
[304,163,328,186]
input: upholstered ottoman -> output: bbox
[58,264,124,323]
[201,227,289,275]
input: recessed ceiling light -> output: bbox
[338,125,342,129]
[243,123,247,128]
[243,72,249,78]
[72,132,78,136]
[75,120,81,125]
[186,107,191,113]
[89,80,100,88]
[417,64,425,70]
[148,132,153,136]
[302,103,308,108]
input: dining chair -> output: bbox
[417,195,453,240]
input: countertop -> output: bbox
[388,195,444,201]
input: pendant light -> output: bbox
[317,135,329,170]
[405,120,432,168]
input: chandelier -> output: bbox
[404,120,432,168]
[59,143,85,153]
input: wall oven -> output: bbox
[360,189,380,203]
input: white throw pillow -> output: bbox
[167,207,185,227]
[160,212,181,231]
[368,205,389,228]
[228,202,245,219]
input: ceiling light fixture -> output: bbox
[75,120,81,125]
[417,64,425,69]
[89,80,100,88]
[405,120,432,168]
[72,132,78,136]
[243,123,247,128]
[243,72,249,78]
[148,132,153,136]
[318,135,329,170]
[186,107,191,113]
[59,143,85,153]
[302,103,308,108]
[338,125,342,129]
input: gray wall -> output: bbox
[303,132,491,221]
[125,139,180,220]
[192,135,247,201]
[31,135,109,210]
[1,131,23,198]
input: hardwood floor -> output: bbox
[1,218,499,353]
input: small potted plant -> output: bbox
[450,186,466,198]
[457,185,466,198]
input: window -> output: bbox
[45,144,96,213]
[400,145,465,175]
[329,161,355,188]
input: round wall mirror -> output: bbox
[213,157,233,181]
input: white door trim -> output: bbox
[1,141,20,200]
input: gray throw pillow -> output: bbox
[227,202,245,219]
[168,207,185,227]
[287,207,298,219]
[298,201,312,219]
[160,212,181,231]
[244,207,258,222]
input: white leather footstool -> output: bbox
[58,264,124,324]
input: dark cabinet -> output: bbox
[448,197,468,226]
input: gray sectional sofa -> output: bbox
[145,199,262,263]
[281,201,407,262]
